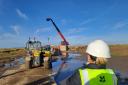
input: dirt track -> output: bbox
[0,64,53,85]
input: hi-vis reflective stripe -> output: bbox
[79,69,89,85]
[79,69,117,85]
[108,69,117,85]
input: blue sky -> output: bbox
[0,0,128,48]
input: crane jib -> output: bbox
[52,22,61,33]
[47,18,69,45]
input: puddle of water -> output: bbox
[4,57,25,68]
[3,53,82,70]
[52,53,86,84]
[52,53,128,85]
[17,57,25,64]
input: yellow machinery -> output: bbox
[41,45,51,57]
[25,38,51,68]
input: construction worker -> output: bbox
[64,40,117,85]
[39,49,45,66]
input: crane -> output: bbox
[46,18,69,45]
[46,18,69,55]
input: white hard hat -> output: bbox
[86,40,111,58]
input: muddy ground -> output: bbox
[0,64,54,85]
[0,53,128,85]
[107,56,128,76]
[0,45,128,85]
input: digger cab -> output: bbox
[25,39,42,68]
[26,40,41,51]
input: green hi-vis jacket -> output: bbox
[65,64,117,85]
[79,69,117,85]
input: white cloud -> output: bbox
[113,21,128,29]
[80,18,96,25]
[16,8,28,20]
[66,35,87,45]
[0,25,17,40]
[0,33,24,48]
[0,25,20,40]
[0,32,26,48]
[65,30,128,45]
[35,27,51,34]
[11,25,20,35]
[0,33,16,40]
[67,27,87,35]
[3,33,15,38]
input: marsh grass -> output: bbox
[0,44,128,61]
[0,48,26,62]
[69,44,128,57]
[110,44,128,57]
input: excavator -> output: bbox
[25,18,69,68]
[25,37,51,69]
[46,18,69,56]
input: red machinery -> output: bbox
[46,18,69,54]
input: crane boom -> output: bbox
[46,18,69,45]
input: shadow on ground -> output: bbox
[25,76,54,85]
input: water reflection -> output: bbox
[52,53,85,84]
[4,57,25,68]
